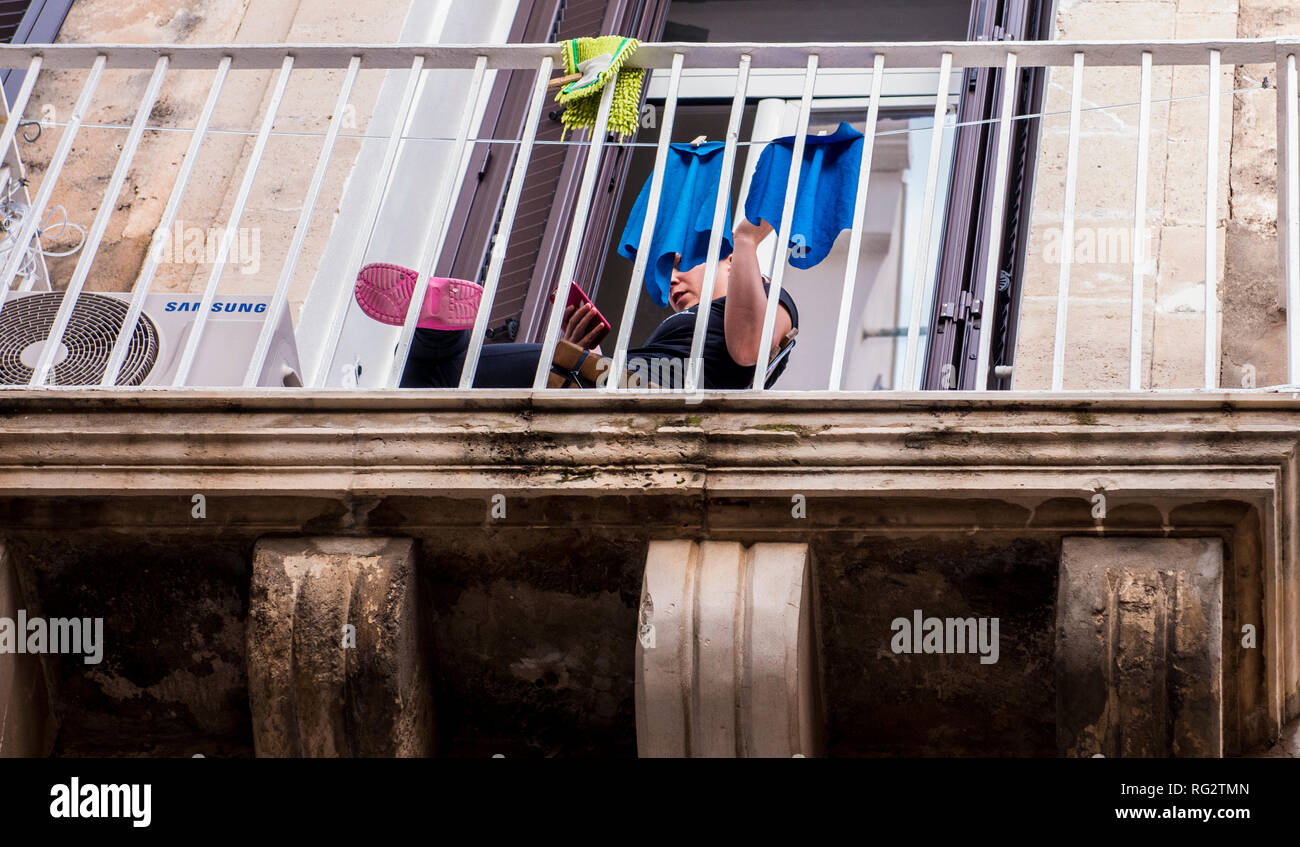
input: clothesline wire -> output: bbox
[25,80,1265,150]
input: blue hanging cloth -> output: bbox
[618,141,734,308]
[743,121,864,270]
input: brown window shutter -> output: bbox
[922,0,1050,389]
[563,2,673,308]
[433,0,568,316]
[435,0,669,342]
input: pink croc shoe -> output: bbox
[354,262,483,330]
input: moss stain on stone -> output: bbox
[1074,412,1100,426]
[661,416,702,428]
[753,423,810,434]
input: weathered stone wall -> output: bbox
[1017,0,1244,390]
[2,525,253,756]
[0,543,56,756]
[0,488,1267,757]
[1221,0,1295,389]
[15,0,408,314]
[0,393,1287,756]
[817,534,1059,756]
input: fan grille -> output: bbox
[0,292,159,386]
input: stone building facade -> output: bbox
[2,0,1299,757]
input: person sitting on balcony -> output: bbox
[356,218,798,390]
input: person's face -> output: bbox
[668,255,730,312]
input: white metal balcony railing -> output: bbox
[0,40,1295,395]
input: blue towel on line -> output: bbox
[618,141,734,308]
[744,121,864,270]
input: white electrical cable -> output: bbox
[0,174,87,288]
[34,205,88,257]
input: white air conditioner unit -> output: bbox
[0,291,302,387]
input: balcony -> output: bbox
[1,39,1299,758]
[0,38,1293,394]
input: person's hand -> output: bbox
[562,302,606,352]
[733,217,773,245]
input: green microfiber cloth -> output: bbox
[556,35,644,139]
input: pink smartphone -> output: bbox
[549,281,611,346]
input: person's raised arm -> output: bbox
[726,218,793,367]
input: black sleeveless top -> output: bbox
[628,283,799,389]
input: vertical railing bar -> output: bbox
[1203,49,1221,391]
[752,53,818,390]
[0,57,42,283]
[29,56,169,387]
[101,56,232,387]
[1129,50,1152,392]
[171,54,295,387]
[973,52,1019,391]
[0,56,41,167]
[901,50,953,391]
[828,53,885,391]
[682,54,752,394]
[243,55,361,388]
[460,55,554,390]
[386,55,489,389]
[0,55,105,301]
[604,51,685,393]
[1282,51,1300,384]
[530,73,620,390]
[1052,52,1085,392]
[308,55,426,387]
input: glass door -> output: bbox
[594,67,960,390]
[737,97,958,390]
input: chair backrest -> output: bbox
[763,328,799,390]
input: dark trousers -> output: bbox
[399,328,684,389]
[400,328,545,388]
